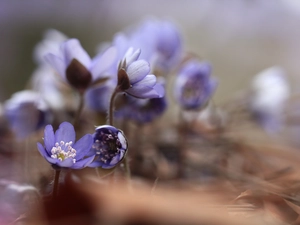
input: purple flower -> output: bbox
[115,95,167,124]
[37,122,95,169]
[250,66,290,133]
[111,19,182,73]
[85,80,116,113]
[174,60,217,110]
[33,29,68,65]
[89,125,128,169]
[117,48,165,99]
[45,38,116,93]
[4,90,52,139]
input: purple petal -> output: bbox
[54,122,75,143]
[71,155,95,169]
[37,142,49,158]
[56,157,74,168]
[90,46,117,80]
[62,39,91,69]
[124,48,141,66]
[126,82,165,99]
[134,74,156,87]
[37,142,57,164]
[73,134,93,160]
[44,124,55,153]
[44,53,66,79]
[88,161,104,168]
[127,60,150,84]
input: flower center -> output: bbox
[50,141,77,163]
[93,130,123,164]
[182,77,203,100]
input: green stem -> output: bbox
[73,92,85,128]
[52,169,61,199]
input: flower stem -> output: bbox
[108,89,119,126]
[73,92,85,128]
[52,169,61,199]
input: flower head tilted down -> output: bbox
[89,125,128,169]
[37,122,95,169]
[174,60,217,110]
[116,48,165,99]
[45,38,117,93]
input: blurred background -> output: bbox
[1,0,300,103]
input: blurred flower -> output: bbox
[45,38,116,93]
[174,60,217,110]
[110,18,183,74]
[4,90,52,139]
[89,125,127,169]
[37,122,94,169]
[250,66,290,132]
[33,29,68,65]
[30,65,72,110]
[115,95,167,124]
[117,48,165,98]
[85,80,115,113]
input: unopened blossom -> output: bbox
[37,122,94,169]
[89,125,128,169]
[4,90,52,139]
[117,48,165,99]
[174,60,217,110]
[250,66,290,132]
[45,38,117,93]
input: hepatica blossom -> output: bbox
[89,125,128,169]
[117,48,164,99]
[37,122,94,169]
[4,90,52,139]
[45,38,116,93]
[174,60,217,110]
[250,66,290,132]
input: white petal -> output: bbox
[127,60,150,84]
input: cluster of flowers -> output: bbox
[2,18,219,170]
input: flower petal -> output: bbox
[37,142,49,158]
[134,75,156,87]
[44,124,55,153]
[124,48,141,66]
[125,82,165,99]
[73,134,93,160]
[37,142,57,164]
[127,60,150,84]
[71,155,95,169]
[90,46,117,80]
[56,157,74,168]
[54,122,75,143]
[62,39,91,69]
[44,53,66,79]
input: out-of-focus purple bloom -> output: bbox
[4,90,52,139]
[174,60,217,110]
[111,19,182,74]
[45,38,117,93]
[37,122,94,169]
[33,29,68,65]
[115,95,167,124]
[117,48,165,99]
[85,80,116,113]
[250,66,290,132]
[89,125,127,169]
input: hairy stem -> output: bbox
[52,169,61,199]
[108,89,119,126]
[73,92,85,128]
